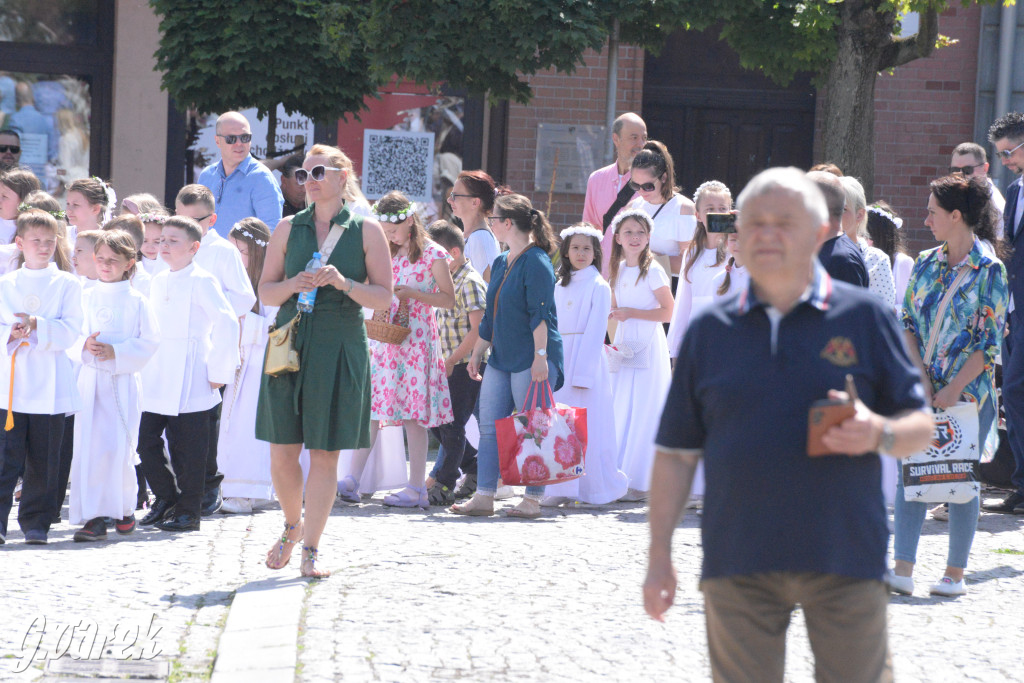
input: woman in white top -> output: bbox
[625,141,697,277]
[865,201,915,310]
[839,176,896,308]
[666,180,731,358]
[446,170,500,282]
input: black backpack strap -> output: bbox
[602,181,637,230]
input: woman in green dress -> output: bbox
[256,144,392,577]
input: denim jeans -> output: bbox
[476,361,555,497]
[893,399,992,569]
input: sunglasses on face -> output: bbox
[996,140,1024,159]
[294,165,341,186]
[0,145,20,154]
[629,179,658,192]
[949,165,977,175]
[217,133,252,145]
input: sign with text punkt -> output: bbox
[188,105,313,181]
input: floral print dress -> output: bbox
[901,238,1008,459]
[371,241,454,428]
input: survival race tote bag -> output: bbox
[496,381,588,486]
[902,266,981,504]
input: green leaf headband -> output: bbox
[18,202,66,221]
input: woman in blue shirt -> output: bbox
[450,193,563,518]
[891,174,1008,597]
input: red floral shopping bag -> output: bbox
[496,381,588,486]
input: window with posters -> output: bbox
[0,1,113,193]
[0,72,92,194]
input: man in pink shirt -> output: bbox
[583,112,648,276]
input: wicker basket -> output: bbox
[365,300,411,345]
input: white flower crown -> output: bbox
[609,208,653,234]
[371,202,416,223]
[868,205,903,229]
[559,224,603,242]
[236,229,268,247]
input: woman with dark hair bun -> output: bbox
[447,170,501,282]
[450,193,564,519]
[626,140,697,279]
[890,173,1009,598]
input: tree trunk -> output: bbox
[819,2,937,200]
[819,1,893,200]
[266,108,277,159]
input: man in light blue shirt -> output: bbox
[8,82,54,176]
[198,111,283,232]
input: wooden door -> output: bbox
[643,28,816,198]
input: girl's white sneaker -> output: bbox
[929,576,967,597]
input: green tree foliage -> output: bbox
[150,0,381,122]
[321,0,691,104]
[670,0,1001,193]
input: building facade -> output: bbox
[1,2,1020,256]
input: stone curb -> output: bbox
[210,576,308,683]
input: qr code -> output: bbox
[362,129,435,203]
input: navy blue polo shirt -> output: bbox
[818,234,869,287]
[656,266,927,582]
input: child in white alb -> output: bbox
[665,181,731,358]
[606,209,674,502]
[175,185,256,512]
[218,218,277,514]
[541,224,627,507]
[69,230,159,540]
[0,210,83,544]
[137,216,239,531]
[138,211,170,277]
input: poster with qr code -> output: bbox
[361,129,435,203]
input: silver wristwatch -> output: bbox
[535,348,547,357]
[879,421,895,453]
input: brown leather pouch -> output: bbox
[807,400,856,457]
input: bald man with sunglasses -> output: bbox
[198,111,283,232]
[0,129,21,172]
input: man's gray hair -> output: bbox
[736,167,828,227]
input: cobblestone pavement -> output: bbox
[2,487,1023,682]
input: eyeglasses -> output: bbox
[996,140,1024,159]
[216,133,252,145]
[294,165,340,185]
[485,215,509,223]
[448,192,474,201]
[0,145,20,154]
[949,165,977,175]
[628,180,658,192]
[193,213,212,223]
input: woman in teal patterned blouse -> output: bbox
[891,174,1008,597]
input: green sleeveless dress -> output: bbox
[255,203,372,451]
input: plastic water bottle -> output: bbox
[296,252,322,313]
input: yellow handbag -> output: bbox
[264,312,301,376]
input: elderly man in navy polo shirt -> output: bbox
[198,111,283,232]
[644,167,933,683]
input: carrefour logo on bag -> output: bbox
[928,415,963,458]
